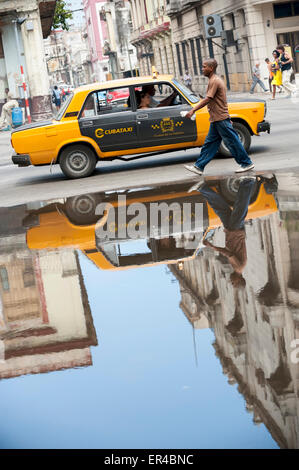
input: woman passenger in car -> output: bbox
[136,91,151,109]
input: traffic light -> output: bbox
[203,14,223,39]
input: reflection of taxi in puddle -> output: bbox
[24,176,278,271]
[12,72,270,179]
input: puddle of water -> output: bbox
[0,173,297,449]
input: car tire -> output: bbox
[64,194,100,225]
[218,122,251,157]
[218,177,259,205]
[60,144,97,179]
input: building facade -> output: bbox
[129,0,175,76]
[0,0,56,120]
[44,28,92,87]
[166,0,299,95]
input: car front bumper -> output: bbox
[257,120,271,134]
[12,153,31,167]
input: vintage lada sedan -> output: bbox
[11,74,270,179]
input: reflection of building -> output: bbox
[129,0,175,76]
[170,208,299,449]
[166,0,299,95]
[0,207,97,380]
[0,0,55,119]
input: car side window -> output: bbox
[81,87,131,118]
[133,83,187,110]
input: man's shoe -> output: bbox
[235,164,255,173]
[188,179,205,193]
[184,164,203,176]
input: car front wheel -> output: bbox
[218,122,251,157]
[59,144,97,179]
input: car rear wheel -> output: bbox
[60,144,97,179]
[218,122,251,157]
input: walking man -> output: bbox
[184,59,254,176]
[184,70,193,91]
[250,63,269,94]
[276,44,296,96]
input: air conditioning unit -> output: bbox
[203,14,223,39]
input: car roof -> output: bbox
[75,75,174,93]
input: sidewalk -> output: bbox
[0,131,12,167]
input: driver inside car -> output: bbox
[141,85,178,108]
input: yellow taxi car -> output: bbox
[24,176,277,271]
[11,74,270,179]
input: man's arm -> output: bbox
[157,91,178,107]
[185,97,211,119]
[203,239,231,256]
[283,52,293,64]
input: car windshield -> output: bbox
[172,78,200,103]
[54,93,74,121]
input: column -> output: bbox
[20,5,52,120]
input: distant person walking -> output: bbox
[0,91,19,131]
[184,59,254,176]
[250,63,269,94]
[184,70,193,91]
[52,86,61,109]
[270,50,283,100]
[276,44,296,96]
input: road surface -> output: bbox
[0,96,298,207]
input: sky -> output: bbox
[0,253,278,449]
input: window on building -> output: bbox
[181,42,188,71]
[238,8,246,26]
[190,39,198,76]
[0,266,9,291]
[273,2,299,18]
[195,37,203,75]
[175,43,183,75]
[81,87,131,118]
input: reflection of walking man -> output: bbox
[199,178,256,288]
[0,91,19,131]
[250,63,269,94]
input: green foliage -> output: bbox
[52,0,73,31]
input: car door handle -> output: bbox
[137,114,148,120]
[81,120,94,127]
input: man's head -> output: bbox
[54,85,58,90]
[202,59,218,77]
[230,272,246,289]
[265,58,270,64]
[5,88,9,95]
[277,44,285,53]
[255,62,260,67]
[142,85,155,96]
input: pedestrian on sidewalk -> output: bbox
[0,91,19,131]
[250,63,269,94]
[184,58,254,177]
[184,70,193,91]
[52,86,61,110]
[270,50,283,100]
[276,45,296,96]
[265,58,274,93]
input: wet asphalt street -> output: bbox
[0,96,298,207]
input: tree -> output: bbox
[52,0,73,31]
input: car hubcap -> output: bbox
[68,151,88,172]
[74,196,94,215]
